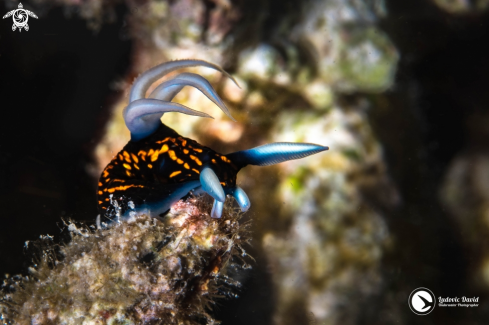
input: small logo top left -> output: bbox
[3,3,38,32]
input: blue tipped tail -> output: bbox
[226,142,329,168]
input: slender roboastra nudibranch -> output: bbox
[97,59,328,222]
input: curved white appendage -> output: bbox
[148,73,235,121]
[211,200,224,219]
[200,167,226,202]
[232,186,250,212]
[124,99,213,141]
[148,83,183,103]
[129,59,240,102]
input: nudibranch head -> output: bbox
[97,59,328,223]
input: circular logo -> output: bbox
[408,287,436,315]
[13,10,28,28]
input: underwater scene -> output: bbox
[0,0,488,324]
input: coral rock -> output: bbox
[1,196,251,325]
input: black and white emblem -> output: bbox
[2,3,38,32]
[408,287,436,315]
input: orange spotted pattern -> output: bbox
[98,124,240,219]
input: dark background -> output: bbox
[1,0,489,324]
[0,3,131,272]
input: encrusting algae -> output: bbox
[0,196,251,324]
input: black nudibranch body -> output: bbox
[97,59,328,222]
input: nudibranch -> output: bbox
[97,60,328,222]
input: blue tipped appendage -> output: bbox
[211,200,224,219]
[229,186,250,212]
[200,167,226,203]
[124,59,239,142]
[226,142,329,167]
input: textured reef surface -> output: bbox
[1,197,251,324]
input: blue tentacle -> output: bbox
[148,73,235,121]
[130,59,239,102]
[124,99,213,141]
[230,186,251,212]
[211,200,224,219]
[226,142,329,168]
[200,167,226,202]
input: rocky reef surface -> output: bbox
[1,197,250,324]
